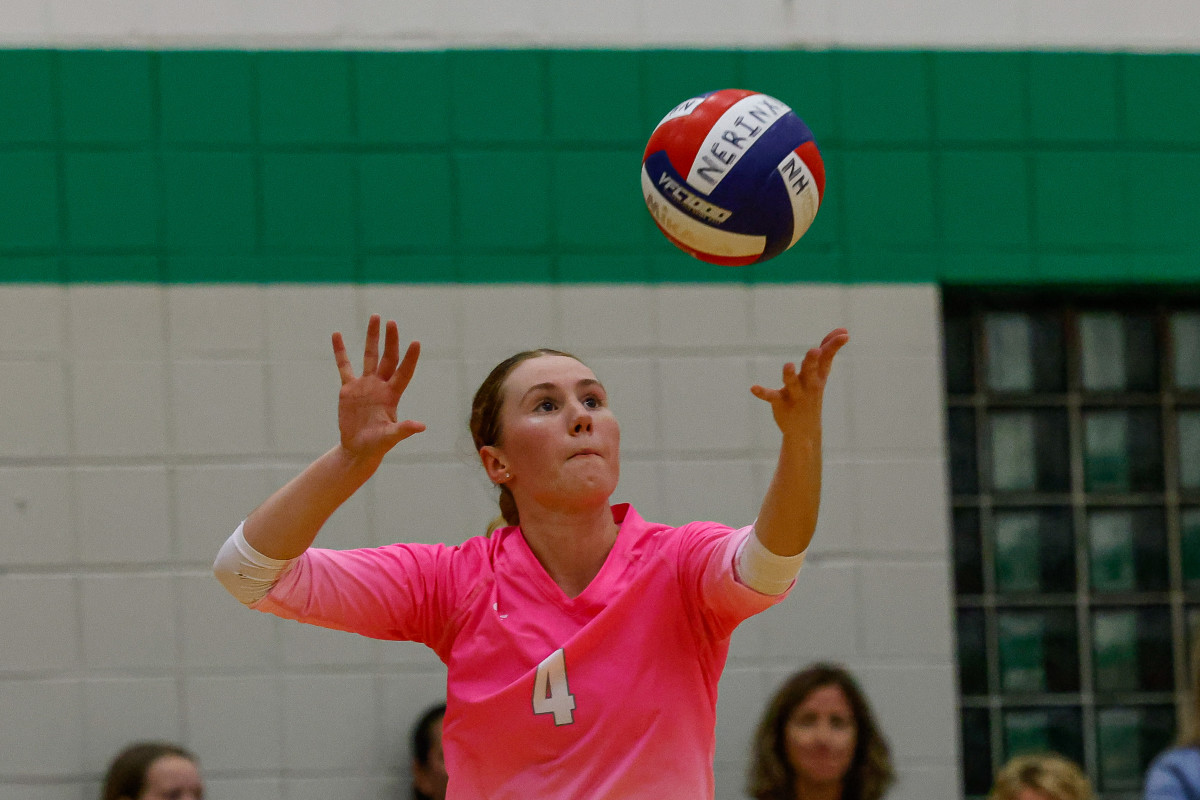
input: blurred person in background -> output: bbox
[747,662,894,800]
[989,752,1094,800]
[101,741,203,800]
[1143,635,1200,799]
[411,702,448,800]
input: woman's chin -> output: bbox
[546,479,618,512]
[794,764,849,788]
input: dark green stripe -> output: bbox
[2,49,1199,284]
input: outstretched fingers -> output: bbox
[808,329,850,382]
[332,332,356,385]
[752,328,849,402]
[388,418,428,444]
[333,316,421,392]
[796,347,824,388]
[361,314,382,376]
[376,319,401,377]
[388,340,421,394]
[749,383,780,403]
[821,327,850,349]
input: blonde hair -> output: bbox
[988,753,1094,800]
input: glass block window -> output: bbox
[945,293,1200,800]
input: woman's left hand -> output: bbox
[751,328,849,437]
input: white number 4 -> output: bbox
[533,648,576,725]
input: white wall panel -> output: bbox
[0,285,66,355]
[3,0,1198,49]
[1,360,70,457]
[0,467,74,565]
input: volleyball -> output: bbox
[641,89,825,266]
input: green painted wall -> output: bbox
[1,49,1199,284]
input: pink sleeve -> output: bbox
[251,541,468,655]
[677,522,790,640]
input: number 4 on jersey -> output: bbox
[533,648,576,725]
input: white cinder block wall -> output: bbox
[4,2,1199,800]
[3,0,1200,48]
[3,283,954,800]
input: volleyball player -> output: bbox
[215,315,848,799]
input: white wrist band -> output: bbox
[735,529,806,595]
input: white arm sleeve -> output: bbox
[734,528,806,595]
[213,521,299,606]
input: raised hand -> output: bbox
[750,328,849,437]
[331,314,426,462]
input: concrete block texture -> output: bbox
[167,286,267,358]
[658,356,753,453]
[0,785,87,800]
[185,676,284,772]
[655,285,751,348]
[172,360,269,456]
[281,674,380,771]
[858,663,961,761]
[0,360,70,457]
[0,576,79,672]
[0,680,84,777]
[82,678,180,771]
[0,285,66,355]
[79,574,177,670]
[0,467,73,565]
[69,361,169,457]
[557,285,657,354]
[860,562,955,658]
[4,0,1199,47]
[74,467,171,564]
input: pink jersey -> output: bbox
[254,504,789,799]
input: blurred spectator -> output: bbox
[989,752,1094,800]
[748,662,894,800]
[1143,636,1200,799]
[101,741,203,800]
[411,703,448,800]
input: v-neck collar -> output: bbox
[509,503,635,611]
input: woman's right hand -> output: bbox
[332,314,426,463]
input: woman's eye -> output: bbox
[583,396,600,409]
[537,400,555,412]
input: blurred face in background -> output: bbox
[786,683,858,792]
[1014,789,1055,800]
[138,754,204,800]
[413,717,449,800]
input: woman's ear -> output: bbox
[479,446,509,485]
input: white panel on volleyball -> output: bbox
[776,150,821,248]
[654,94,706,128]
[684,93,791,195]
[641,166,766,259]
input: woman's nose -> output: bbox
[571,404,593,433]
